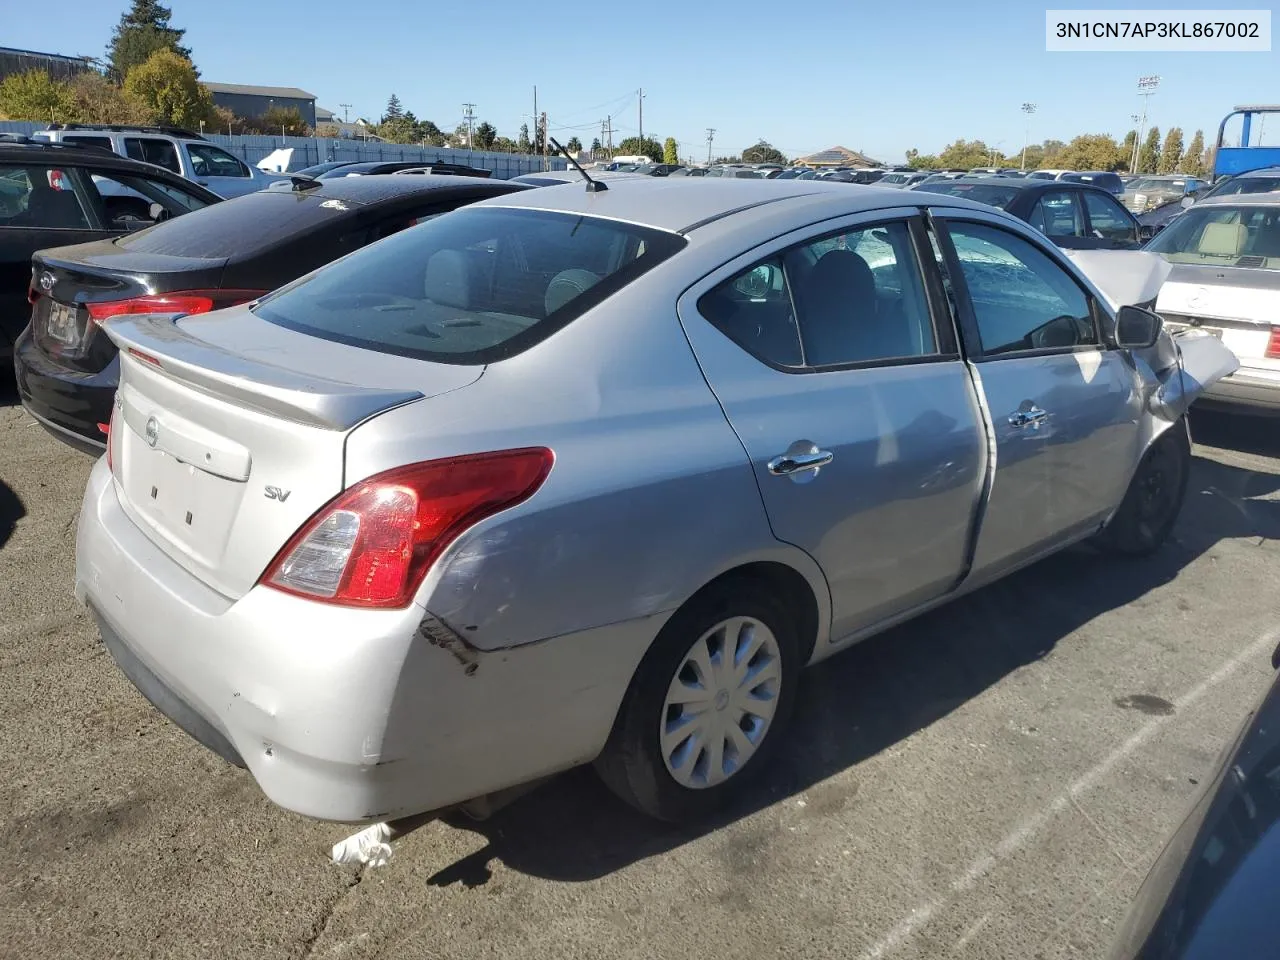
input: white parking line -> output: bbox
[857,625,1280,960]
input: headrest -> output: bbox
[544,268,601,315]
[424,250,472,309]
[1199,221,1247,257]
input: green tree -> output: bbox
[376,116,417,143]
[254,105,308,136]
[742,140,786,165]
[69,71,154,124]
[122,49,214,127]
[473,122,498,150]
[1119,130,1138,170]
[1040,139,1066,164]
[617,136,662,160]
[106,0,192,83]
[382,93,403,123]
[517,123,531,153]
[1182,129,1206,177]
[591,137,602,154]
[0,70,77,122]
[567,135,583,153]
[663,137,679,164]
[937,139,1002,169]
[1159,127,1184,173]
[1138,126,1161,174]
[418,119,446,147]
[491,136,517,153]
[1057,133,1125,171]
[905,149,940,169]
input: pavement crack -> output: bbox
[297,867,364,960]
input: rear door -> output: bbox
[930,208,1144,580]
[1080,189,1143,250]
[678,210,987,642]
[1027,188,1093,249]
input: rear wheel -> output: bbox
[1096,421,1191,556]
[595,579,800,822]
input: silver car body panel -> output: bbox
[76,180,1239,821]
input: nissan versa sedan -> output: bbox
[75,178,1237,825]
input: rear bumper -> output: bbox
[1198,367,1280,415]
[14,326,114,451]
[75,459,653,822]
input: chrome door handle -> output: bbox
[1008,406,1048,427]
[768,450,834,476]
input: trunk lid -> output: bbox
[32,244,228,373]
[104,309,483,599]
[1156,263,1280,369]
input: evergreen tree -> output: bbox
[107,0,192,82]
[1138,126,1161,174]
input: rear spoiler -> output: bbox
[106,314,423,431]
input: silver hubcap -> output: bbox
[660,616,783,789]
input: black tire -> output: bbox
[1096,420,1191,556]
[594,576,801,823]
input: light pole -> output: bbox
[1133,75,1160,173]
[1020,103,1037,170]
[1129,113,1143,173]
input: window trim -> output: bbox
[929,210,1111,362]
[684,209,963,376]
[0,163,99,231]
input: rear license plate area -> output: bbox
[44,300,80,346]
[1166,321,1223,340]
[124,441,241,565]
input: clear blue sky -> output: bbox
[7,1,1276,163]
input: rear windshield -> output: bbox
[252,206,687,364]
[917,182,1020,208]
[113,190,355,258]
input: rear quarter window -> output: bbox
[252,207,686,364]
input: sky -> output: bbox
[7,1,1277,164]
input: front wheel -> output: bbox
[595,579,800,822]
[1096,421,1191,556]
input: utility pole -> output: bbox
[541,111,548,171]
[638,88,644,154]
[532,86,537,157]
[606,115,613,158]
[1129,114,1143,173]
[462,102,476,148]
[339,103,351,123]
[1132,75,1161,173]
[706,127,716,164]
[1020,103,1036,170]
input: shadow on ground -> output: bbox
[0,477,23,550]
[420,421,1280,887]
[1191,409,1280,460]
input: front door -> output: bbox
[678,213,987,641]
[932,213,1145,580]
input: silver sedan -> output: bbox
[75,177,1236,824]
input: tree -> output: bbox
[123,49,214,128]
[663,137,679,164]
[1159,127,1184,174]
[0,70,77,122]
[491,136,518,153]
[517,123,531,153]
[252,105,308,136]
[617,136,662,160]
[474,122,498,150]
[107,0,192,83]
[315,123,341,139]
[1119,130,1138,169]
[565,135,582,154]
[742,140,786,165]
[376,116,417,143]
[1138,126,1161,174]
[453,123,471,147]
[68,71,154,124]
[937,139,1004,169]
[905,148,940,169]
[382,93,403,123]
[1182,129,1206,177]
[590,137,602,155]
[1057,133,1126,171]
[417,119,446,147]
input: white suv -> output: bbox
[36,124,286,199]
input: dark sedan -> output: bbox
[314,160,491,179]
[913,177,1150,250]
[15,174,528,452]
[1110,646,1280,959]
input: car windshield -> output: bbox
[1145,203,1280,268]
[1126,178,1176,191]
[1201,174,1280,199]
[915,182,1020,207]
[252,207,687,363]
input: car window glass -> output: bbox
[0,165,91,229]
[187,143,249,178]
[82,171,212,228]
[699,254,802,366]
[1029,191,1085,238]
[947,222,1097,356]
[62,135,113,152]
[124,137,181,174]
[1082,191,1136,242]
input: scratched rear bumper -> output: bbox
[75,457,655,822]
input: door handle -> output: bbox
[768,450,834,476]
[1008,406,1048,428]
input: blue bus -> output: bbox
[1213,104,1280,181]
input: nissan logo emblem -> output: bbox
[144,416,159,448]
[38,272,54,293]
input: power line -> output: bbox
[339,103,352,123]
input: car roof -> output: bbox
[1233,166,1280,178]
[472,177,994,233]
[272,173,527,205]
[1197,191,1280,207]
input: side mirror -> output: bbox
[1115,305,1163,348]
[1138,224,1156,241]
[148,202,171,223]
[1179,195,1195,209]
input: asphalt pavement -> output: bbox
[2,379,1278,960]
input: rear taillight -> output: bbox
[260,448,554,608]
[1267,326,1280,360]
[86,290,266,327]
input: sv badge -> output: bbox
[264,486,292,502]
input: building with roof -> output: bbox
[205,82,317,128]
[0,46,92,85]
[314,106,383,141]
[795,146,885,168]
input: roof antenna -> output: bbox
[548,136,607,192]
